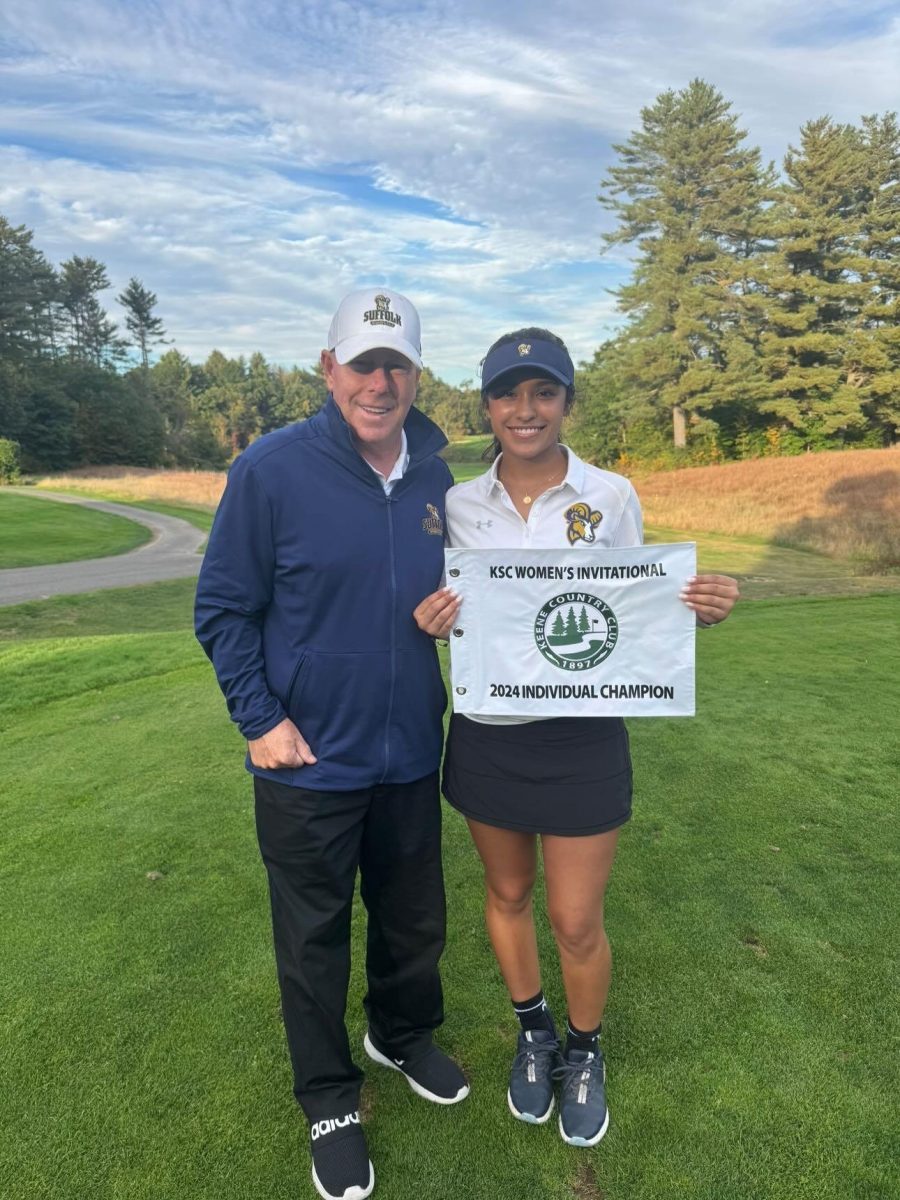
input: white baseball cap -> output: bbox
[327,288,422,368]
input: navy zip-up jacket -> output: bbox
[195,397,453,791]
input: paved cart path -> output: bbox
[0,490,206,608]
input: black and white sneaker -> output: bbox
[309,1111,373,1200]
[554,1048,609,1147]
[364,1031,469,1104]
[507,1029,559,1124]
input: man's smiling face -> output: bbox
[321,347,420,461]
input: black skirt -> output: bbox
[442,713,632,837]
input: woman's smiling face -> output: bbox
[486,370,569,463]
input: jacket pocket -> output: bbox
[285,652,309,712]
[286,650,390,770]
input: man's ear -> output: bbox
[320,349,335,388]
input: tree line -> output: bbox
[569,79,899,469]
[0,220,485,473]
[1,78,897,476]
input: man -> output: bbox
[195,289,467,1200]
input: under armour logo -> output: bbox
[475,519,493,529]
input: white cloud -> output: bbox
[1,0,898,378]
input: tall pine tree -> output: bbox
[118,277,167,369]
[599,80,774,449]
[0,217,58,363]
[757,118,873,447]
[852,113,900,442]
[58,256,127,367]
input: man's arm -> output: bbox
[195,456,295,745]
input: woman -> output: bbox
[414,328,739,1147]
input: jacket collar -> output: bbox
[319,395,448,467]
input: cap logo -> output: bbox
[364,293,402,329]
[517,343,531,356]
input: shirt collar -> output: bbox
[369,429,409,485]
[482,444,584,496]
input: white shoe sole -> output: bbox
[311,1159,374,1200]
[507,1088,554,1124]
[363,1032,470,1104]
[558,1107,610,1147]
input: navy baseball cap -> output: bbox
[481,336,574,395]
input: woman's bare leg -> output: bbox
[466,818,540,1001]
[541,828,620,1030]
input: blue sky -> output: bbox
[1,0,898,383]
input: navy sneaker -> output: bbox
[554,1048,609,1146]
[507,1028,559,1124]
[364,1032,469,1104]
[309,1111,373,1200]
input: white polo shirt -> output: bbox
[445,445,643,552]
[445,446,644,724]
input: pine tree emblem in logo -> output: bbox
[534,593,618,671]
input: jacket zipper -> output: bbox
[381,492,397,783]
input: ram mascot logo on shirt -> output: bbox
[564,502,603,545]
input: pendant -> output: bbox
[523,495,533,505]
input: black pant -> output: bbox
[254,773,446,1121]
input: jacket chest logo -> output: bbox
[565,502,603,544]
[422,503,443,536]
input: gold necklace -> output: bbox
[501,459,567,505]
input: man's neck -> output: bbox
[357,436,404,479]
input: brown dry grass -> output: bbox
[33,466,226,509]
[34,446,900,569]
[632,447,900,570]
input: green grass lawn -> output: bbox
[443,434,494,463]
[0,491,151,567]
[1,566,897,1199]
[446,461,489,483]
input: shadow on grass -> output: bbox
[774,469,899,571]
[645,468,900,602]
[737,469,900,600]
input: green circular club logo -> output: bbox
[534,592,619,672]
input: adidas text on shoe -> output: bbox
[507,1029,559,1124]
[364,1032,469,1104]
[309,1110,373,1200]
[554,1049,609,1147]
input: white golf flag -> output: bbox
[446,543,696,718]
